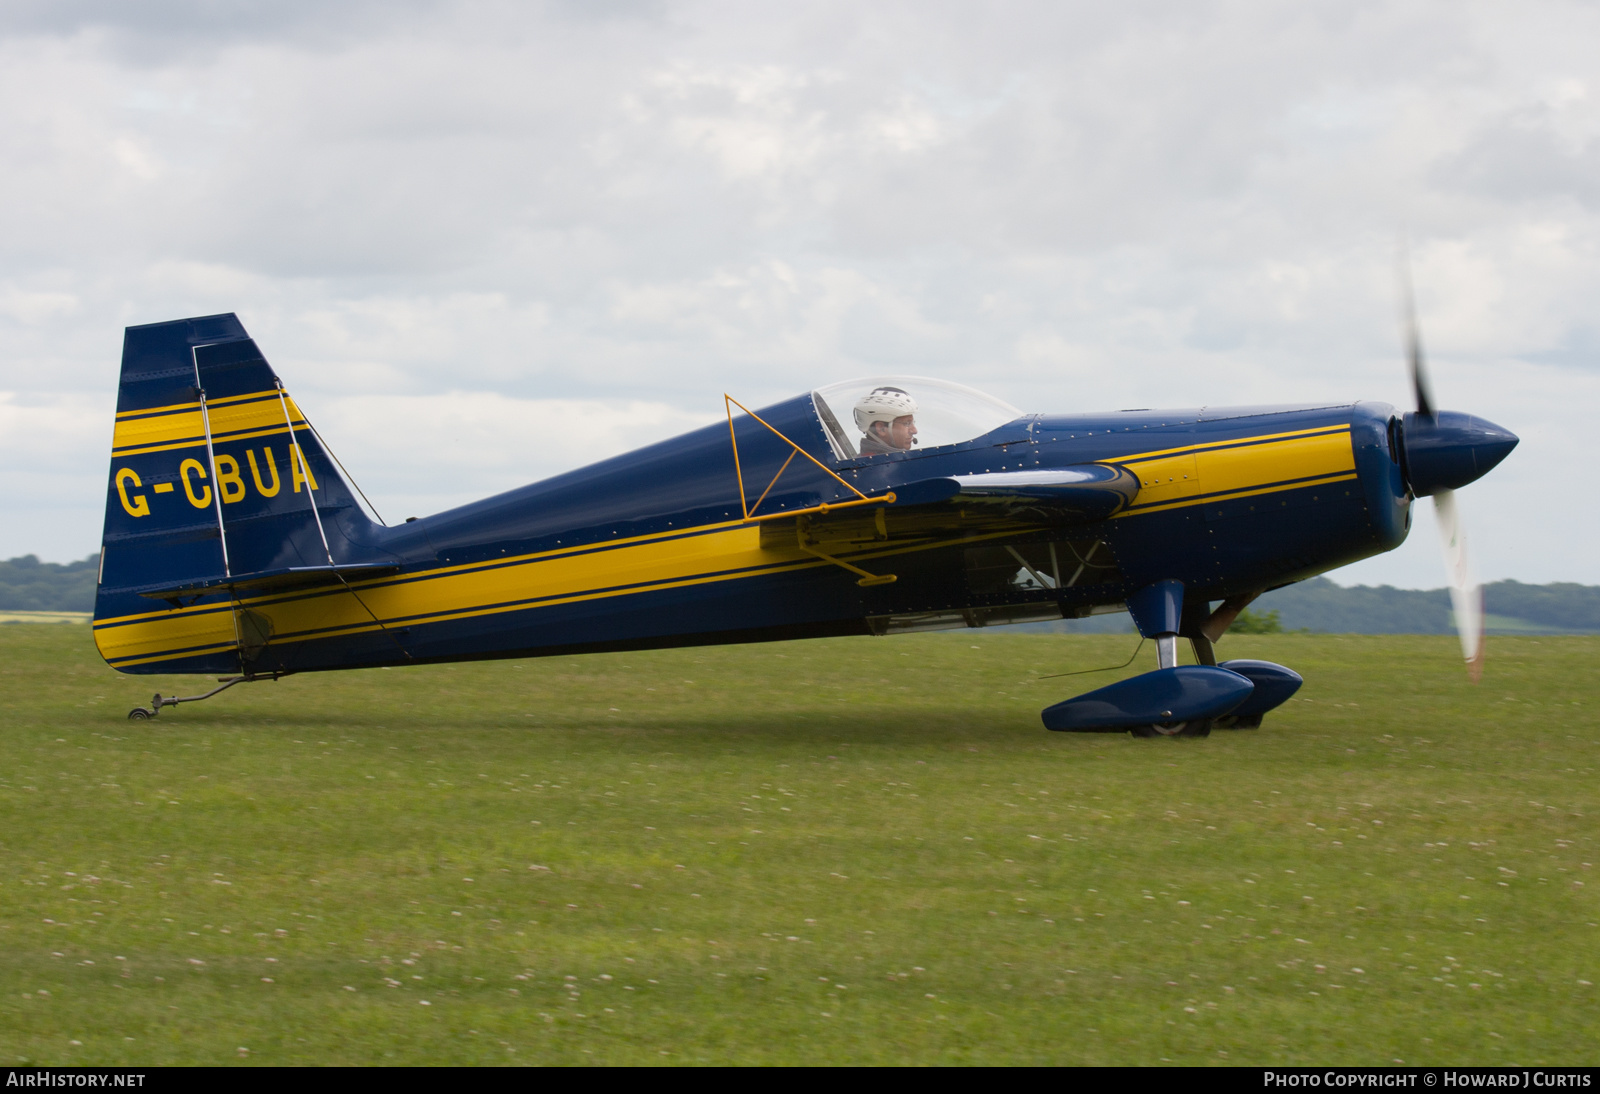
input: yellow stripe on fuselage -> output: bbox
[1110,424,1357,517]
[94,524,819,667]
[111,392,308,457]
[92,513,993,668]
[94,420,1361,668]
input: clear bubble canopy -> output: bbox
[811,376,1022,460]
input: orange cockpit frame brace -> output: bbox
[723,395,897,521]
[724,395,899,586]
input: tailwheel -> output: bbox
[1131,718,1212,738]
[119,673,287,722]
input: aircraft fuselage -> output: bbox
[95,387,1412,675]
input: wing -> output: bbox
[759,463,1139,557]
[889,463,1140,521]
[946,464,1139,520]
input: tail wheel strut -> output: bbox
[127,672,289,721]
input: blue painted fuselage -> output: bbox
[93,314,1410,677]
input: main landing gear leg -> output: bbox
[1040,580,1256,735]
[127,672,290,721]
[1128,581,1211,737]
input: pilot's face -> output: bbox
[887,414,918,450]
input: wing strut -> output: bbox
[272,381,413,662]
[797,543,897,587]
[191,344,233,578]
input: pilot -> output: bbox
[853,386,919,457]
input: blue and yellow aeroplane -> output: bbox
[94,312,1516,735]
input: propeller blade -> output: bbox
[1398,244,1436,419]
[1432,487,1484,682]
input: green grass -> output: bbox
[0,625,1597,1066]
[1482,614,1596,637]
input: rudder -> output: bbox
[95,313,393,673]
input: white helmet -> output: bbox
[852,386,918,433]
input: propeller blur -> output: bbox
[1433,489,1485,681]
[1399,251,1508,681]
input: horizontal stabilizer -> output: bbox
[132,564,400,602]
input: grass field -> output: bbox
[0,624,1596,1066]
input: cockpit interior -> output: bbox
[810,376,1021,461]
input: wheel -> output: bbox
[127,708,152,721]
[1213,713,1262,730]
[1130,719,1212,738]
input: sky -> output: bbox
[1,0,1595,588]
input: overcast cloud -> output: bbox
[1,0,1595,587]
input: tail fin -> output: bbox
[95,314,393,671]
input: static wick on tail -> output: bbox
[1399,246,1485,682]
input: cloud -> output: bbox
[0,0,1594,586]
[1439,106,1600,211]
[0,392,115,561]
